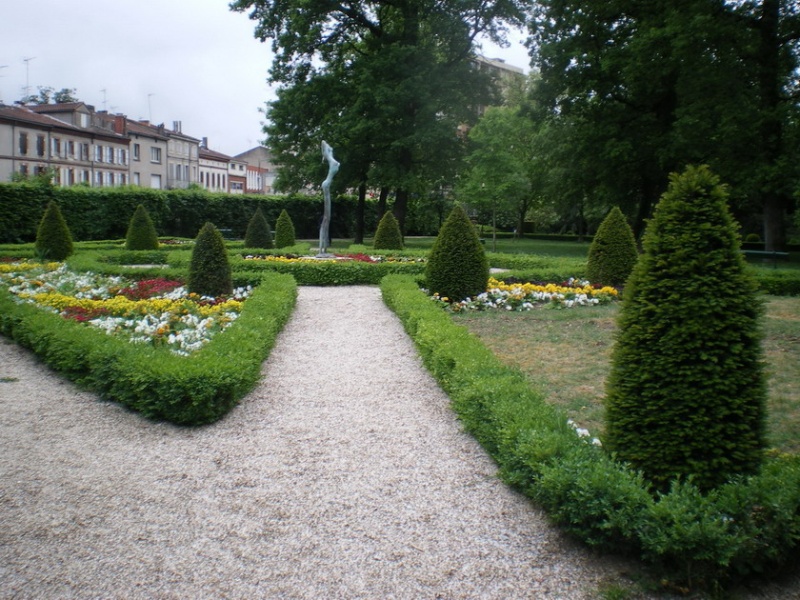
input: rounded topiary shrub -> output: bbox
[373,211,404,250]
[425,204,489,302]
[586,206,638,287]
[274,209,296,249]
[603,165,766,491]
[125,204,160,251]
[244,207,273,249]
[35,200,73,261]
[188,222,233,297]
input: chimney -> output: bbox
[173,120,182,133]
[201,137,208,149]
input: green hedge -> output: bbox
[0,184,377,243]
[0,271,297,425]
[380,274,800,591]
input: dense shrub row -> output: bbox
[0,271,296,425]
[380,274,800,591]
[0,183,377,243]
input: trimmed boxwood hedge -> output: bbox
[0,271,296,425]
[380,274,800,592]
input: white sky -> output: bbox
[0,0,530,157]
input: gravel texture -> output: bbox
[0,285,797,599]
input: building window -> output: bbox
[133,172,140,186]
[51,138,61,157]
[151,174,162,189]
[80,143,89,161]
[36,135,45,157]
[67,140,75,158]
[95,145,103,162]
[20,164,28,176]
[150,147,162,163]
[107,147,114,164]
[133,143,140,161]
[19,133,28,155]
[82,169,90,183]
[117,148,127,165]
[95,171,103,186]
[68,169,76,185]
[120,173,127,186]
[105,172,114,186]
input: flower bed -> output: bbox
[431,277,618,311]
[0,262,251,356]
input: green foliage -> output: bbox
[188,222,233,297]
[380,273,800,592]
[35,200,73,261]
[586,206,638,287]
[0,272,296,424]
[125,204,160,251]
[373,211,404,250]
[274,209,296,248]
[425,205,489,301]
[604,166,766,491]
[244,207,274,249]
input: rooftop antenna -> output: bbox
[23,57,36,99]
[147,93,154,122]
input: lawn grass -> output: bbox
[455,296,800,454]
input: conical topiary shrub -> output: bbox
[425,204,488,302]
[373,211,404,250]
[125,204,160,251]
[244,206,273,249]
[586,206,638,287]
[35,200,73,261]
[274,209,296,249]
[603,165,766,491]
[188,222,233,297]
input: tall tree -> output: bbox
[528,0,800,249]
[231,0,526,233]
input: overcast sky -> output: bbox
[0,0,531,157]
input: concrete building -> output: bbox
[0,102,130,186]
[233,146,278,194]
[199,139,230,193]
[228,157,247,194]
[110,117,169,189]
[166,121,200,189]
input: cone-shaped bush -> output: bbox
[373,211,404,250]
[188,222,232,297]
[244,207,273,249]
[587,206,638,287]
[125,204,160,251]
[425,204,488,302]
[274,209,296,249]
[604,165,766,491]
[35,200,73,261]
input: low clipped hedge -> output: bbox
[380,274,800,591]
[0,271,296,425]
[231,255,426,285]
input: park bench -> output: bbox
[741,249,790,268]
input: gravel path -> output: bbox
[0,286,795,599]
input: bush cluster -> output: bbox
[373,211,404,250]
[274,209,296,248]
[380,274,800,592]
[605,166,766,491]
[244,207,273,249]
[125,204,160,251]
[0,272,296,425]
[188,222,233,297]
[586,206,638,287]
[425,205,488,301]
[35,200,74,261]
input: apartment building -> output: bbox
[0,102,130,186]
[233,146,278,194]
[110,117,170,189]
[228,158,247,194]
[199,140,230,193]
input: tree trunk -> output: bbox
[354,181,366,244]
[377,187,389,218]
[393,189,409,235]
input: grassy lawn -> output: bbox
[455,296,800,454]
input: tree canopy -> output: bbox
[231,0,527,233]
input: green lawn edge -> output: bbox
[0,271,297,425]
[380,273,800,592]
